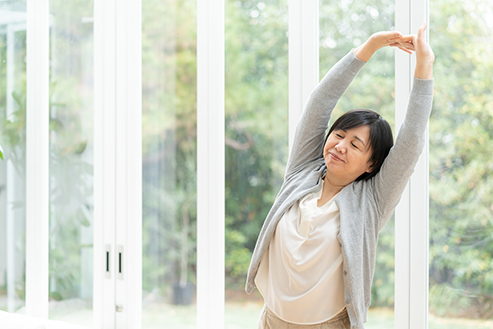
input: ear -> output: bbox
[365,161,374,173]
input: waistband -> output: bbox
[264,305,349,325]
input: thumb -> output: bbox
[418,22,427,37]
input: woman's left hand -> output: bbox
[369,31,415,54]
[353,31,414,62]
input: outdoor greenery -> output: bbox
[222,0,493,319]
[428,0,493,318]
[142,0,199,298]
[0,7,27,307]
[0,0,492,323]
[48,0,94,302]
[224,0,289,288]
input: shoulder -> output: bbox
[338,179,380,211]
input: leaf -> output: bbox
[0,144,3,160]
[73,139,88,155]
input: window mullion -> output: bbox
[117,0,142,328]
[93,0,117,327]
[395,0,430,328]
[288,0,319,152]
[394,0,412,327]
[409,0,430,327]
[25,0,49,318]
[197,1,225,328]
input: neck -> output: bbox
[317,174,350,207]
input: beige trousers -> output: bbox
[257,305,351,329]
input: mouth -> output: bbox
[329,152,344,162]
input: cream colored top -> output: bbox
[255,181,346,324]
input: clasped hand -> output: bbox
[353,22,434,79]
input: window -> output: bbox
[225,1,288,327]
[0,0,27,314]
[142,0,198,327]
[48,0,94,323]
[4,1,493,328]
[428,0,493,327]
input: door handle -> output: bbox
[118,245,124,280]
[105,244,111,279]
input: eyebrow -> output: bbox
[340,129,367,148]
[353,136,367,148]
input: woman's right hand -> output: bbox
[393,22,435,79]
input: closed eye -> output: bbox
[336,134,343,138]
[352,143,359,150]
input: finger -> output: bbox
[396,35,415,42]
[390,44,413,54]
[391,41,415,50]
[391,40,415,50]
[398,42,414,50]
[393,31,403,39]
[388,31,404,40]
[399,48,412,55]
[394,46,412,55]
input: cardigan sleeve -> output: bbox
[372,77,434,230]
[284,50,366,178]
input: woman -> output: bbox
[245,23,435,329]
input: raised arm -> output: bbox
[285,31,408,178]
[284,51,365,178]
[372,23,435,228]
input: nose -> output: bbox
[335,142,346,154]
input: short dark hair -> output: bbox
[324,109,394,182]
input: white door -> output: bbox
[93,0,142,328]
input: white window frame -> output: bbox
[94,0,142,327]
[395,0,430,328]
[288,0,319,152]
[197,0,225,328]
[26,0,49,318]
[94,0,117,326]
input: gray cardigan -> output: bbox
[245,50,434,329]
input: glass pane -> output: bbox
[142,1,197,328]
[225,1,288,328]
[429,0,493,328]
[0,1,27,314]
[48,0,94,325]
[319,1,396,328]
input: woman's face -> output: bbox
[323,125,373,183]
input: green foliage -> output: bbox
[45,0,95,301]
[427,0,493,317]
[0,27,27,179]
[0,0,95,302]
[225,229,252,286]
[224,0,289,289]
[0,27,28,306]
[142,0,198,298]
[320,0,396,130]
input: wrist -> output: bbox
[353,39,377,62]
[414,63,433,79]
[367,34,382,51]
